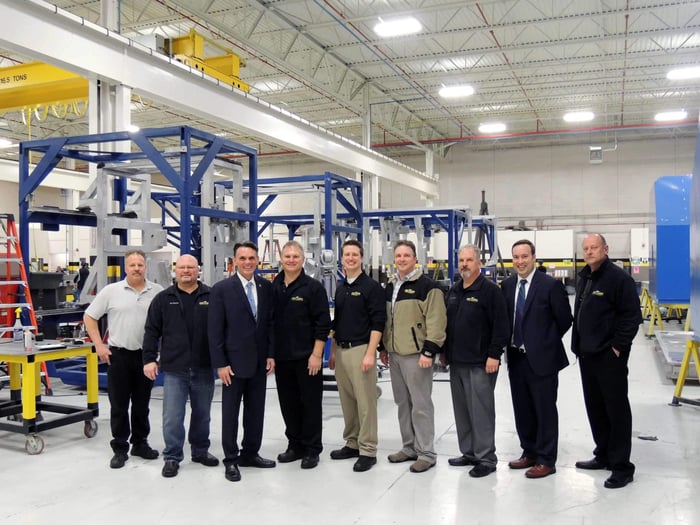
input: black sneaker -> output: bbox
[110,452,128,469]
[162,460,179,478]
[330,446,360,460]
[131,443,159,460]
[192,452,219,467]
[353,455,377,472]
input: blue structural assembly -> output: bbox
[255,172,363,248]
[364,208,495,281]
[18,126,259,268]
[650,175,691,304]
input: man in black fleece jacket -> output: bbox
[143,254,219,478]
[272,240,331,470]
[572,233,642,489]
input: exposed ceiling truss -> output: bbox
[1,0,699,168]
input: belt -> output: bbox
[510,346,526,354]
[109,346,141,352]
[336,340,369,349]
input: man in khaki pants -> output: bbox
[329,240,386,472]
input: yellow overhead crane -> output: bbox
[0,28,248,119]
[0,62,88,114]
[165,29,250,92]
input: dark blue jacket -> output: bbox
[502,270,572,376]
[208,274,274,378]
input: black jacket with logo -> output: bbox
[272,270,331,361]
[142,283,212,371]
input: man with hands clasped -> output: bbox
[328,240,386,472]
[272,240,332,470]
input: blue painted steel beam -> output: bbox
[18,126,259,272]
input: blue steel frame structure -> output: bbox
[364,208,496,281]
[17,126,258,271]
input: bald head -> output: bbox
[175,254,200,291]
[582,233,609,272]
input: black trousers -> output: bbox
[579,349,635,475]
[275,358,323,455]
[107,347,154,453]
[507,350,559,466]
[221,371,267,466]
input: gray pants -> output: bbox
[450,363,498,467]
[388,353,436,463]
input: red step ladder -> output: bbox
[1,213,51,394]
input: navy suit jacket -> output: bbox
[208,274,274,379]
[502,270,572,376]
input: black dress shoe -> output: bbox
[330,446,361,460]
[131,443,159,460]
[469,464,497,478]
[238,454,276,468]
[301,455,320,469]
[353,455,377,472]
[162,460,179,478]
[448,455,477,467]
[110,452,128,469]
[277,449,303,463]
[604,472,634,489]
[192,452,219,467]
[575,458,608,470]
[225,464,241,482]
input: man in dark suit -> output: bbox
[501,239,572,479]
[208,241,276,482]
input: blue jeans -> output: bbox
[162,369,215,462]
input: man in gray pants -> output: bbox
[443,245,509,477]
[379,240,447,473]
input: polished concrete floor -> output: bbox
[1,319,699,525]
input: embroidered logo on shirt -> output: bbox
[291,296,305,302]
[198,300,209,306]
[592,290,605,296]
[403,289,416,295]
[169,301,179,305]
[351,291,362,297]
[466,297,479,303]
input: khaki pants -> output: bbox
[334,343,378,457]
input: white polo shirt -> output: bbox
[85,279,163,350]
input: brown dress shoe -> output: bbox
[508,456,536,469]
[525,464,556,478]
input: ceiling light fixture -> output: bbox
[127,124,140,132]
[478,122,506,134]
[0,138,14,148]
[563,111,595,123]
[439,85,475,98]
[667,66,700,80]
[654,110,688,122]
[374,17,422,38]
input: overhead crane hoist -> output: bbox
[0,28,248,123]
[164,29,250,93]
[0,62,88,129]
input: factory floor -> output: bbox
[1,319,699,525]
